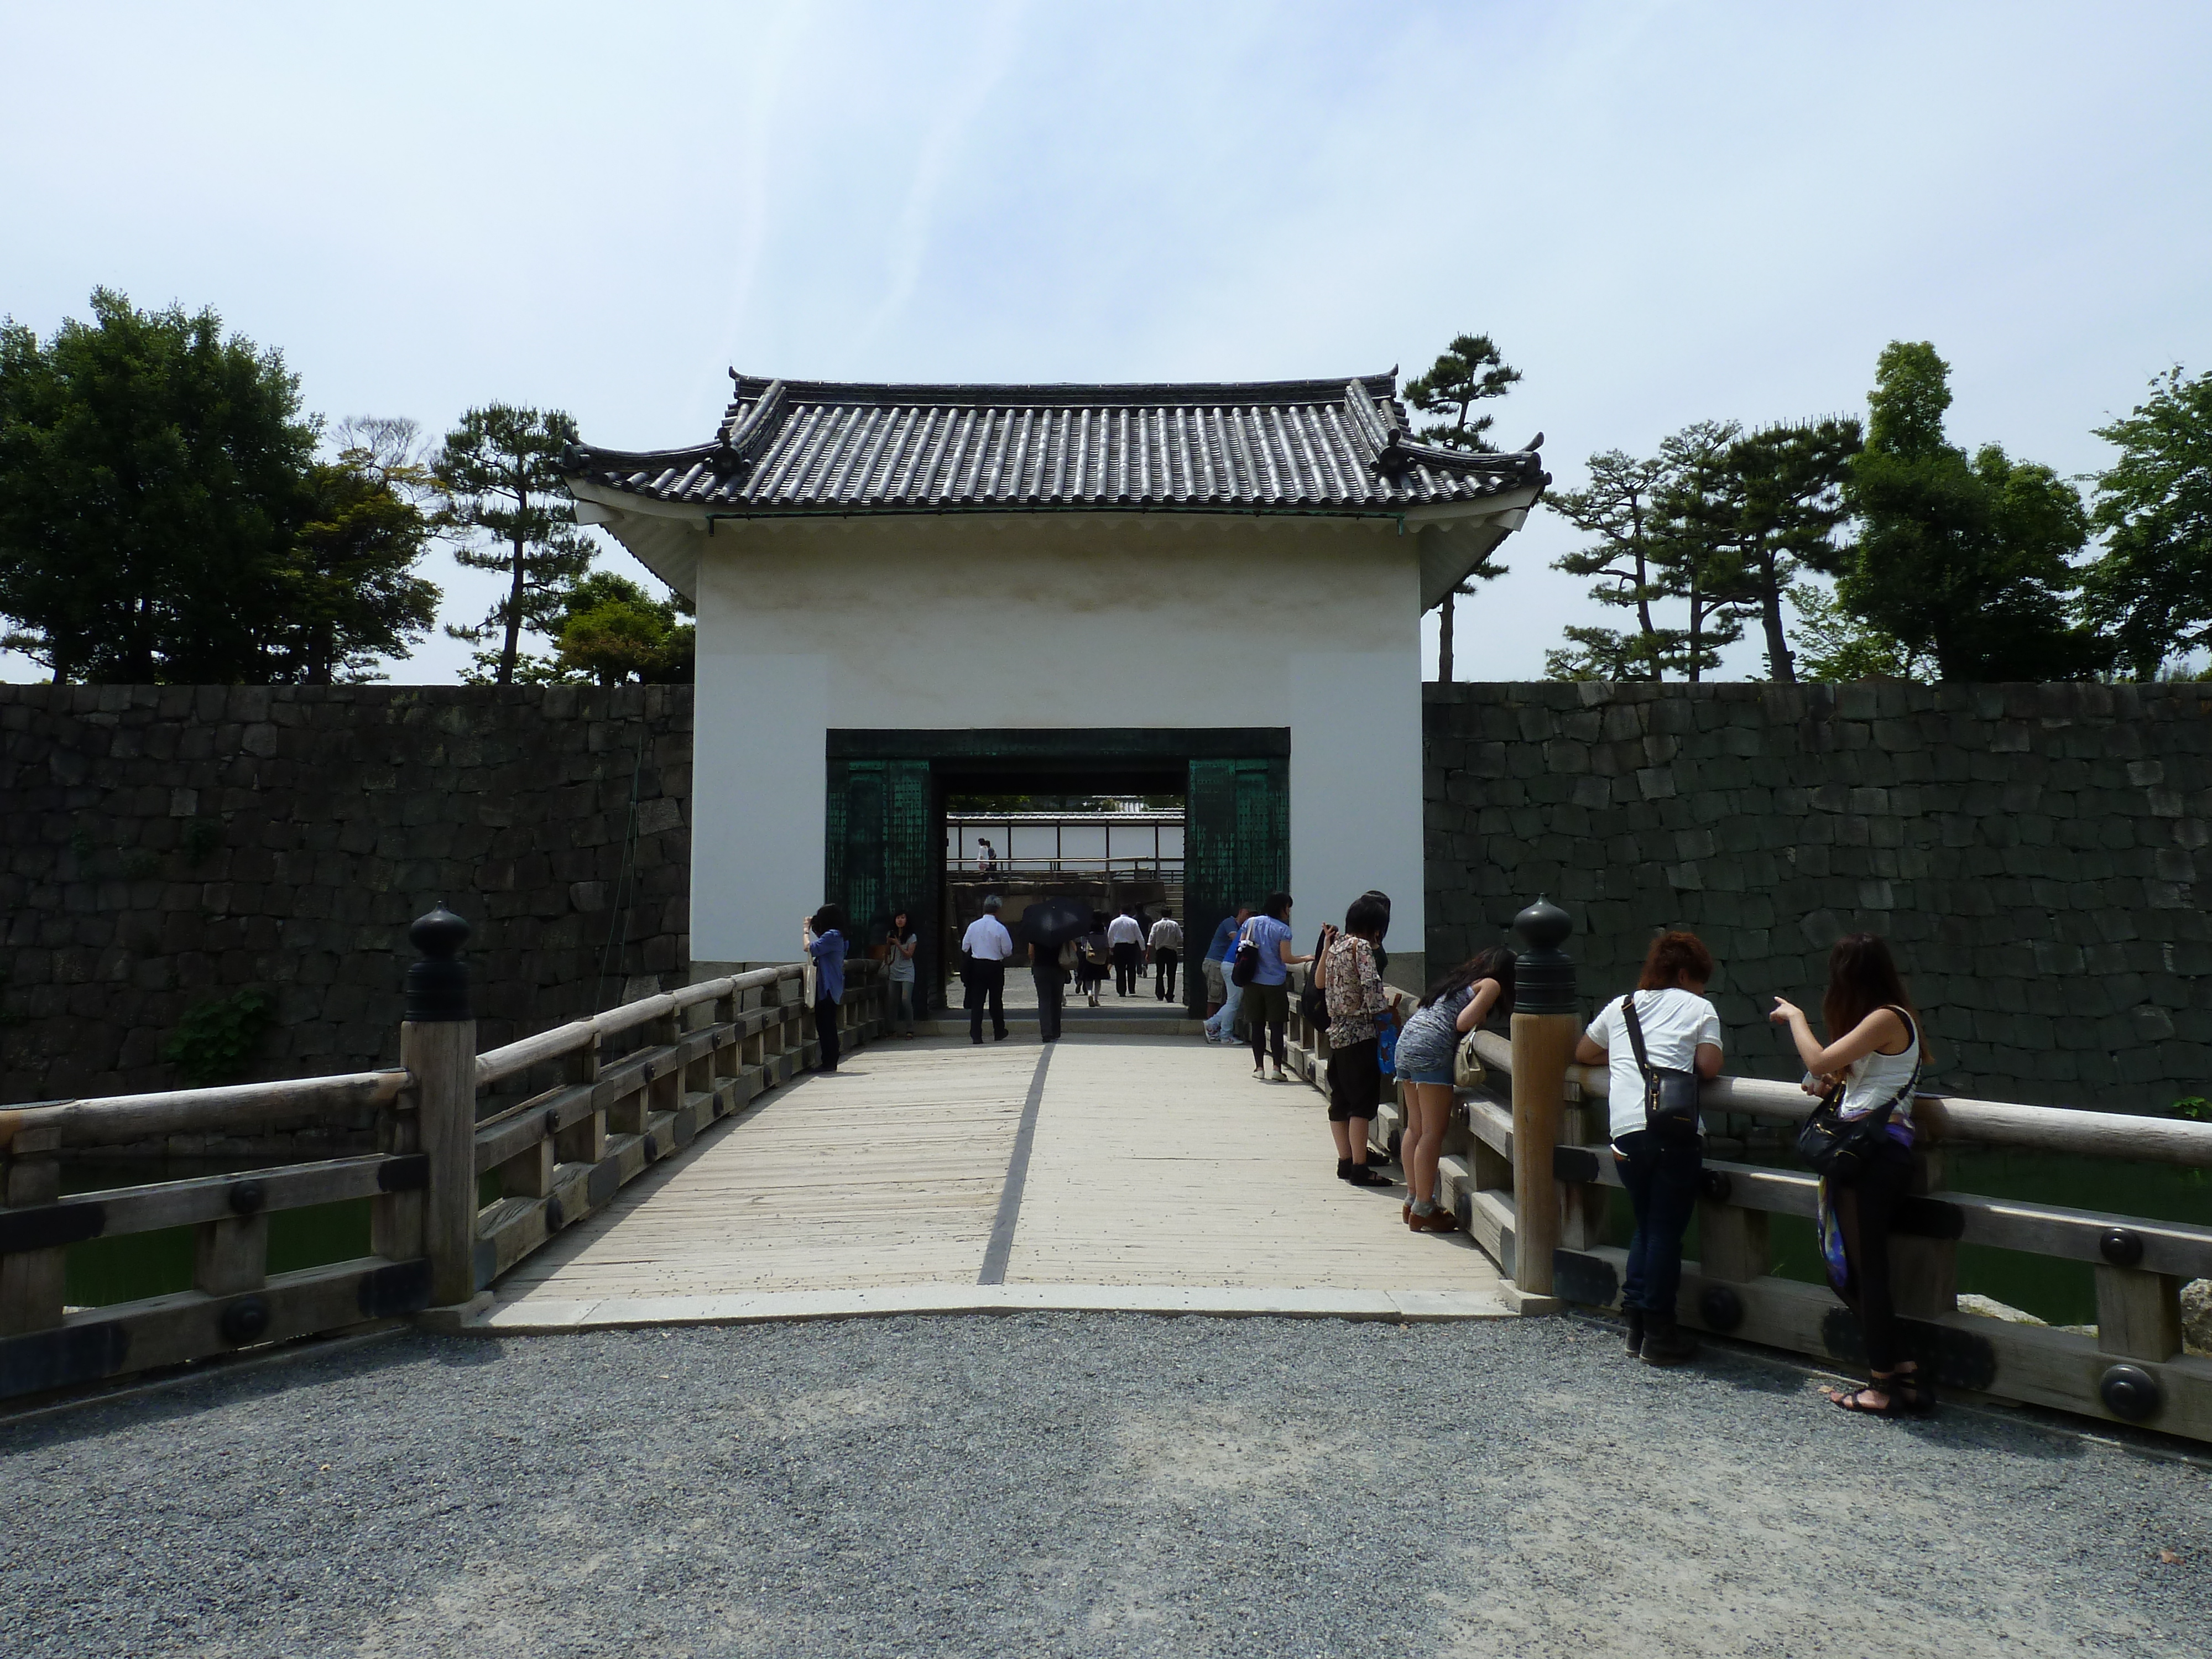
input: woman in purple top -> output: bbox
[802,904,849,1074]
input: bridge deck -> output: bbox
[488,1035,1507,1326]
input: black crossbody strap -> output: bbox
[1620,993,1654,1081]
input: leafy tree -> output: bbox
[1405,333,1522,679]
[1840,342,2101,680]
[2080,367,2212,679]
[0,289,316,681]
[278,421,440,682]
[551,571,695,685]
[1787,585,1932,681]
[432,405,593,684]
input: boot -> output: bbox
[1624,1308,1646,1359]
[1640,1312,1699,1367]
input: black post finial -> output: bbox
[404,902,472,1022]
[1512,894,1577,1014]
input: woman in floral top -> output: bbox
[1319,892,1394,1188]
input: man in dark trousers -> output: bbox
[960,896,1014,1042]
[1147,910,1182,1001]
[1107,905,1145,997]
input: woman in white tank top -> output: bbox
[1770,933,1930,1418]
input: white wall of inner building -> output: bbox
[667,512,1425,964]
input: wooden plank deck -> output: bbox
[491,1035,1507,1322]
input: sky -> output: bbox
[3,0,2209,683]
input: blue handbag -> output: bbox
[1376,1018,1399,1077]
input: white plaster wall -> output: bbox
[667,512,1425,963]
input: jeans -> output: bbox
[813,995,841,1072]
[966,961,1006,1041]
[1204,977,1244,1042]
[890,979,914,1035]
[1032,968,1064,1041]
[1614,1129,1701,1318]
[1113,942,1141,996]
[1153,948,1178,1000]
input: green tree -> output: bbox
[1722,418,1861,682]
[276,420,441,682]
[1840,342,2101,680]
[432,405,593,684]
[2080,367,2212,679]
[1787,584,1932,681]
[0,289,316,681]
[1546,450,1683,680]
[1405,333,1522,679]
[551,571,695,685]
[1646,421,1752,682]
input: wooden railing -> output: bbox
[1287,929,2212,1442]
[0,927,886,1404]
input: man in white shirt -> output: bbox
[1106,906,1146,998]
[959,895,1015,1044]
[1147,910,1183,1003]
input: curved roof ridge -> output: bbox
[725,370,1401,409]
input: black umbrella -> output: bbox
[1021,896,1092,950]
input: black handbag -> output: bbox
[1794,1011,1921,1181]
[1621,993,1701,1142]
[1230,924,1260,988]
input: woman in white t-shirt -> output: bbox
[1574,931,1724,1368]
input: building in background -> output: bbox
[563,371,1546,1013]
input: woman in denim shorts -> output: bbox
[1392,947,1515,1231]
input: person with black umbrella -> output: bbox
[1023,895,1088,1044]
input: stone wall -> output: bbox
[1423,680,2212,1114]
[1,685,693,1114]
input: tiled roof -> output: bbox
[562,372,1546,515]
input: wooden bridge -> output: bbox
[3,902,2209,1446]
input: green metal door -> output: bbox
[825,758,936,1014]
[1183,757,1288,1018]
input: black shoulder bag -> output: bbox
[1621,993,1702,1142]
[1230,922,1261,987]
[1793,1011,1922,1182]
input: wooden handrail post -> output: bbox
[402,904,479,1308]
[0,1124,66,1337]
[1509,896,1578,1298]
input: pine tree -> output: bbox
[1404,334,1522,679]
[431,405,594,685]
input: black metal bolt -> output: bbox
[1512,895,1577,1015]
[228,1180,265,1216]
[2098,1363,2161,1422]
[1699,1285,1745,1333]
[403,902,472,1023]
[1699,1169,1734,1204]
[2099,1227,2145,1267]
[643,1133,660,1160]
[220,1296,270,1346]
[545,1194,566,1232]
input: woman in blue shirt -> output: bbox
[1239,891,1311,1082]
[802,904,849,1073]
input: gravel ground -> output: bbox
[2,1316,2206,1658]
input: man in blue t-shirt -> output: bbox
[1238,893,1311,1081]
[1201,905,1251,1040]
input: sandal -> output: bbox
[1827,1373,1909,1417]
